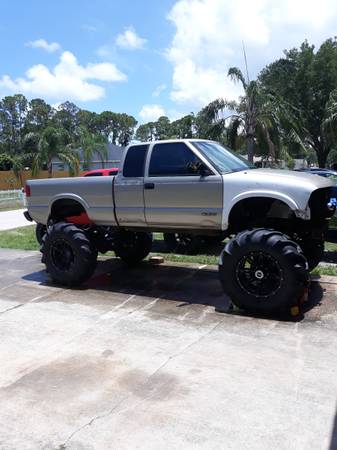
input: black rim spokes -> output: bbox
[51,239,75,271]
[236,251,283,297]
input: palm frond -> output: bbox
[228,67,247,90]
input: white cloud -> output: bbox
[0,50,127,102]
[96,45,112,58]
[116,27,147,50]
[81,24,97,32]
[167,0,337,107]
[139,104,166,122]
[152,83,167,97]
[25,39,61,53]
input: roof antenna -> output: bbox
[242,40,250,84]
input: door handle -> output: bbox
[144,183,155,190]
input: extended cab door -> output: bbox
[114,144,148,226]
[144,142,223,229]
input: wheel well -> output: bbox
[50,199,86,221]
[228,197,295,232]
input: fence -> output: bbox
[0,170,85,190]
[0,189,24,203]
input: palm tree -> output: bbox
[30,127,80,178]
[204,67,301,163]
[322,89,337,159]
[74,127,108,171]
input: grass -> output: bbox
[1,225,337,276]
[0,225,38,250]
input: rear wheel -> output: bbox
[41,222,97,286]
[35,223,47,245]
[163,233,200,254]
[219,228,309,314]
[114,231,153,265]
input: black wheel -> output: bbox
[41,222,97,286]
[114,231,153,265]
[163,233,200,254]
[296,239,324,271]
[35,223,47,245]
[219,229,309,314]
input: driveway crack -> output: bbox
[60,315,226,447]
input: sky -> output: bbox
[0,0,337,124]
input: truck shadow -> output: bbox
[22,256,324,322]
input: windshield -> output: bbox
[192,141,255,174]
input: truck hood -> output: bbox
[222,168,335,216]
[251,168,335,189]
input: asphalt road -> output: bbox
[0,248,337,450]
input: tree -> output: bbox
[171,114,195,139]
[117,113,137,146]
[259,38,337,167]
[31,127,79,178]
[154,116,171,140]
[74,127,108,170]
[25,98,52,133]
[135,122,157,141]
[51,101,80,135]
[0,94,28,155]
[203,67,300,162]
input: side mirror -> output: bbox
[187,162,212,177]
[198,162,212,177]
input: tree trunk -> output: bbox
[317,152,327,168]
[246,134,254,163]
[48,159,53,178]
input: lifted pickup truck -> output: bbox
[25,139,336,314]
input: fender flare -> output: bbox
[223,190,302,229]
[48,194,90,219]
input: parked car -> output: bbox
[24,139,336,315]
[34,168,119,244]
[83,168,119,177]
[296,168,337,178]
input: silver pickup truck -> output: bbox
[25,139,336,314]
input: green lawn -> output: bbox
[1,224,337,276]
[0,225,39,250]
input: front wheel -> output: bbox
[41,222,97,286]
[219,229,309,314]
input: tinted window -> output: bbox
[192,141,254,173]
[109,170,118,176]
[84,172,103,177]
[123,145,148,177]
[149,143,201,177]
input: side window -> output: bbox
[149,143,202,177]
[123,145,148,177]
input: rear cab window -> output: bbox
[123,145,148,177]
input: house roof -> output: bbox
[52,143,125,164]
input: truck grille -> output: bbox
[309,187,336,219]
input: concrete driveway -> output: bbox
[0,248,337,450]
[0,209,31,230]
